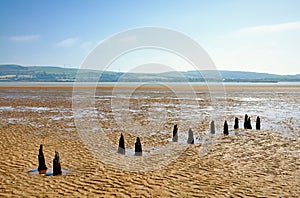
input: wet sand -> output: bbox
[0,85,299,197]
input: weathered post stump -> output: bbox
[223,120,229,135]
[234,117,239,129]
[256,116,261,130]
[247,117,252,129]
[117,133,125,154]
[187,128,194,144]
[38,144,47,173]
[172,124,178,142]
[244,114,248,129]
[210,121,215,134]
[53,151,62,176]
[135,137,142,156]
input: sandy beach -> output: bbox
[0,85,299,197]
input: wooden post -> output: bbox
[187,128,194,144]
[38,144,47,173]
[210,121,215,134]
[53,151,62,176]
[247,117,252,129]
[117,133,125,154]
[172,124,178,142]
[223,120,229,135]
[234,117,239,129]
[244,114,248,129]
[256,116,261,130]
[135,137,142,156]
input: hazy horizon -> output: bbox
[1,63,300,76]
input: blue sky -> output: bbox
[1,0,300,74]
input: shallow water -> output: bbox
[28,168,69,176]
[0,86,299,139]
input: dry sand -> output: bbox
[0,85,299,197]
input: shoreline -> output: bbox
[0,85,299,91]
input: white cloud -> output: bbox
[207,21,300,74]
[55,37,78,47]
[9,35,41,42]
[237,21,300,34]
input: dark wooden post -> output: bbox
[187,128,194,144]
[38,144,47,173]
[247,117,252,129]
[53,151,62,176]
[244,114,248,129]
[256,116,261,130]
[210,121,215,134]
[223,120,229,135]
[117,133,125,154]
[234,117,239,129]
[135,137,142,156]
[172,124,178,142]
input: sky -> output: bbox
[0,0,300,74]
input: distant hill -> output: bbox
[0,64,299,82]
